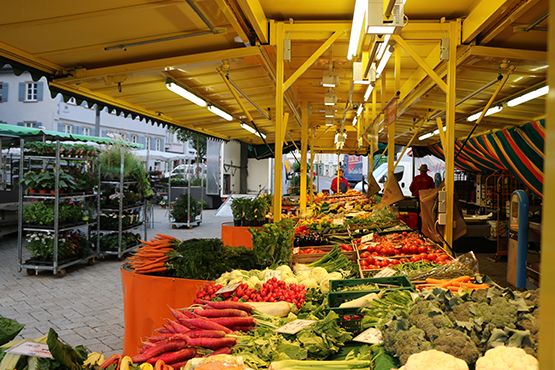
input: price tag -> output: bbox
[353,328,383,344]
[332,219,344,225]
[360,234,374,243]
[345,203,353,211]
[410,292,420,302]
[373,267,396,278]
[274,319,316,334]
[7,342,53,359]
[215,282,241,295]
[264,269,283,282]
[293,247,300,255]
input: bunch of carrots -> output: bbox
[128,234,179,274]
[415,275,491,293]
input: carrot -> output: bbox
[185,330,226,338]
[203,300,253,313]
[439,276,471,288]
[460,282,490,289]
[156,234,178,240]
[447,286,461,293]
[179,319,232,334]
[147,348,196,365]
[194,308,248,318]
[131,340,188,363]
[166,319,191,334]
[186,337,236,350]
[208,347,232,356]
[206,317,256,327]
[100,354,122,368]
[425,278,445,285]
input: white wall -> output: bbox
[247,158,272,194]
[221,141,242,195]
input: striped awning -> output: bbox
[413,119,545,197]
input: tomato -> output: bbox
[418,246,427,254]
[367,245,375,253]
[409,245,418,254]
[427,253,437,261]
[360,251,369,258]
[360,260,368,267]
[366,256,375,265]
[401,245,410,254]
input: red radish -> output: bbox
[163,324,177,333]
[131,340,188,363]
[203,300,252,313]
[179,310,197,319]
[169,306,191,322]
[147,348,196,365]
[194,308,248,318]
[146,334,178,343]
[207,317,255,327]
[185,330,226,338]
[179,319,232,334]
[143,334,190,347]
[166,319,190,334]
[208,347,232,356]
[186,337,236,350]
[166,360,190,369]
[157,327,171,334]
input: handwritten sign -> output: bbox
[275,319,316,335]
[216,283,241,295]
[373,267,397,278]
[264,269,283,282]
[7,342,53,359]
[353,328,383,344]
[360,234,375,244]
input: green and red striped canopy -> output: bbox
[413,119,545,197]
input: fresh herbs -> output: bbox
[307,246,357,277]
[249,219,295,267]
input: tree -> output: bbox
[172,128,207,160]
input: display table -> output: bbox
[221,222,261,248]
[120,264,212,356]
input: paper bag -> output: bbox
[378,178,404,208]
[366,174,381,196]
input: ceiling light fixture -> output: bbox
[325,118,335,126]
[357,105,364,116]
[467,106,503,122]
[324,89,338,105]
[376,46,393,78]
[352,116,358,126]
[347,0,368,60]
[240,123,266,139]
[166,80,206,107]
[323,70,339,87]
[366,0,404,35]
[506,85,549,107]
[325,106,336,117]
[364,83,374,101]
[418,131,434,141]
[376,35,391,60]
[207,105,233,121]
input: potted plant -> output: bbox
[21,171,42,193]
[243,198,255,226]
[160,199,169,209]
[230,197,245,226]
[170,193,200,223]
[253,195,271,226]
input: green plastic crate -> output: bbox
[328,276,415,308]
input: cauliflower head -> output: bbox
[475,346,538,370]
[399,349,469,370]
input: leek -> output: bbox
[269,359,373,369]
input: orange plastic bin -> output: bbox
[120,264,212,356]
[221,222,261,248]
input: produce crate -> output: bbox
[326,276,415,334]
[347,221,402,238]
[328,276,415,307]
[291,246,357,264]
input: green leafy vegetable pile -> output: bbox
[249,219,295,267]
[378,286,539,367]
[47,328,88,370]
[0,318,25,346]
[166,238,260,280]
[234,311,352,369]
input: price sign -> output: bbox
[293,247,300,254]
[7,342,53,359]
[264,269,283,282]
[332,219,345,225]
[360,234,375,243]
[215,282,241,295]
[275,320,316,334]
[353,328,383,344]
[373,267,396,278]
[345,203,353,211]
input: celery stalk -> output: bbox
[269,359,373,369]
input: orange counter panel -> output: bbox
[221,222,260,249]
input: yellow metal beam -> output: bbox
[54,47,262,83]
[462,0,513,43]
[393,35,448,94]
[213,0,251,46]
[436,117,446,148]
[469,45,547,62]
[539,0,555,366]
[273,22,285,222]
[0,41,61,74]
[281,22,351,40]
[300,101,309,215]
[217,68,255,122]
[236,0,268,44]
[283,31,343,92]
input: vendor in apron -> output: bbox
[330,169,351,194]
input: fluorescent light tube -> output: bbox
[467,106,503,122]
[352,117,358,126]
[357,105,364,116]
[376,47,392,78]
[364,84,374,101]
[240,123,266,139]
[347,0,367,60]
[166,81,206,107]
[418,132,434,141]
[367,26,396,34]
[207,105,233,121]
[376,35,391,60]
[506,86,548,107]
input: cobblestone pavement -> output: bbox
[0,207,232,357]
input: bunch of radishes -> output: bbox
[134,301,255,369]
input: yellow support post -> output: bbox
[436,117,446,149]
[309,127,315,203]
[273,22,284,222]
[300,101,309,216]
[538,0,555,367]
[444,21,458,246]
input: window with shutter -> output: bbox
[0,83,7,102]
[25,82,38,101]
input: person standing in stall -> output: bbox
[409,164,435,231]
[331,168,350,194]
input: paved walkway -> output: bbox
[0,206,232,357]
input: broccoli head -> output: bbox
[432,328,481,365]
[475,296,518,330]
[407,300,453,341]
[470,288,488,303]
[447,301,476,323]
[386,326,433,365]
